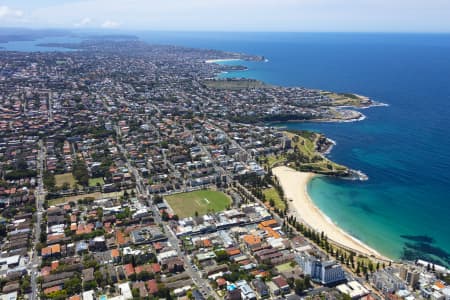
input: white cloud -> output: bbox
[101,20,120,29]
[0,5,24,19]
[74,17,92,27]
[19,0,450,32]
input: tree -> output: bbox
[131,287,140,298]
[304,275,311,289]
[43,171,56,190]
[368,261,374,273]
[46,290,68,300]
[61,182,70,190]
[356,263,361,275]
[83,281,97,290]
[215,250,229,263]
[94,270,105,286]
[0,224,7,238]
[72,159,89,186]
[295,279,305,295]
[64,276,82,295]
[269,199,275,207]
[20,276,31,294]
[136,270,152,282]
[16,158,28,170]
[342,293,352,300]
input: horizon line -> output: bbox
[1,26,450,35]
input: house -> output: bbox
[89,236,106,251]
[0,255,21,268]
[132,282,148,298]
[110,248,120,263]
[336,281,370,299]
[41,244,61,258]
[82,268,95,282]
[163,257,184,273]
[272,276,291,294]
[236,280,257,300]
[134,264,153,275]
[0,292,18,300]
[146,279,159,295]
[118,282,133,300]
[252,278,269,298]
[242,235,262,249]
[151,263,161,273]
[123,264,135,278]
[217,278,227,289]
[226,288,242,300]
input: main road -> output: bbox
[30,140,46,300]
[117,142,218,299]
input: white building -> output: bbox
[118,282,133,300]
[337,281,370,299]
[296,253,346,285]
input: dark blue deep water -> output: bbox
[2,32,450,266]
[137,32,450,265]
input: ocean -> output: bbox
[135,32,450,266]
[2,31,450,266]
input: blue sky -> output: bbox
[1,0,450,32]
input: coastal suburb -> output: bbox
[0,36,449,300]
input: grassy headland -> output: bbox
[261,130,349,176]
[321,91,373,107]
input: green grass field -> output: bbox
[47,189,134,206]
[55,173,76,187]
[262,187,286,211]
[165,190,231,218]
[89,177,105,187]
[276,262,295,273]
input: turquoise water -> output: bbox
[2,32,450,266]
[205,33,450,266]
[136,32,450,266]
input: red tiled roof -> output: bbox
[151,263,161,273]
[111,249,120,258]
[226,248,241,256]
[135,264,153,274]
[216,278,227,286]
[44,285,62,295]
[146,279,159,294]
[123,263,135,277]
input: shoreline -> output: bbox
[271,113,367,124]
[272,166,390,261]
[205,58,242,63]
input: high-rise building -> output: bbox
[295,253,346,286]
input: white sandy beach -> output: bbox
[272,166,389,260]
